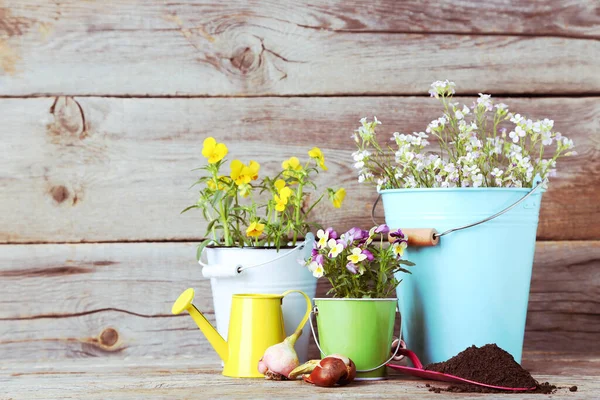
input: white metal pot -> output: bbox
[200,233,316,362]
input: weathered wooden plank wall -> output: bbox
[2,241,599,361]
[1,97,598,242]
[0,0,598,362]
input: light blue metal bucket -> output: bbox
[380,184,543,365]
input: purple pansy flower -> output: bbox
[346,227,370,243]
[374,224,390,234]
[361,249,374,261]
[314,253,324,266]
[325,227,338,240]
[390,229,407,243]
[346,262,358,274]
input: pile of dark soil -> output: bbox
[423,344,561,394]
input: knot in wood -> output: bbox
[230,46,258,74]
[50,185,69,204]
[47,96,86,139]
[99,327,119,348]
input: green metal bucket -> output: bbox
[313,298,397,380]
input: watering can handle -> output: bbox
[281,290,312,334]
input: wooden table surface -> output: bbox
[2,352,599,399]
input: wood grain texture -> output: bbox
[1,241,598,361]
[1,96,598,243]
[4,0,600,37]
[0,358,598,400]
[1,0,599,95]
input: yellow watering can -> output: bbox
[172,288,311,378]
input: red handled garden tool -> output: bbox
[386,340,537,392]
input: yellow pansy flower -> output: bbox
[274,179,286,191]
[247,160,260,181]
[282,156,302,171]
[330,188,346,208]
[274,193,288,212]
[246,221,265,238]
[308,147,328,170]
[279,186,293,201]
[274,179,293,202]
[347,247,367,264]
[230,159,261,186]
[202,137,228,164]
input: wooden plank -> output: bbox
[1,1,599,95]
[0,96,597,243]
[0,241,598,361]
[0,359,598,400]
[1,359,598,400]
[4,0,599,38]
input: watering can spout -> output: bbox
[172,288,229,362]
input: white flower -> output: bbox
[392,241,407,257]
[541,131,552,146]
[541,118,554,131]
[444,163,456,173]
[509,126,526,143]
[327,239,343,258]
[455,109,464,120]
[509,144,523,157]
[487,137,503,155]
[477,93,493,111]
[495,103,508,112]
[510,113,524,124]
[357,117,380,140]
[308,261,324,278]
[316,229,329,249]
[472,173,484,188]
[352,150,370,162]
[428,80,456,98]
[354,161,365,169]
[376,177,389,191]
[404,176,418,188]
[491,168,503,177]
[347,247,367,264]
[561,137,574,149]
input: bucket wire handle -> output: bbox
[309,305,404,372]
[371,178,546,240]
[281,290,312,334]
[198,233,314,274]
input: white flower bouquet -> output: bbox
[352,80,576,190]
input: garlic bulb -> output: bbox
[257,330,301,379]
